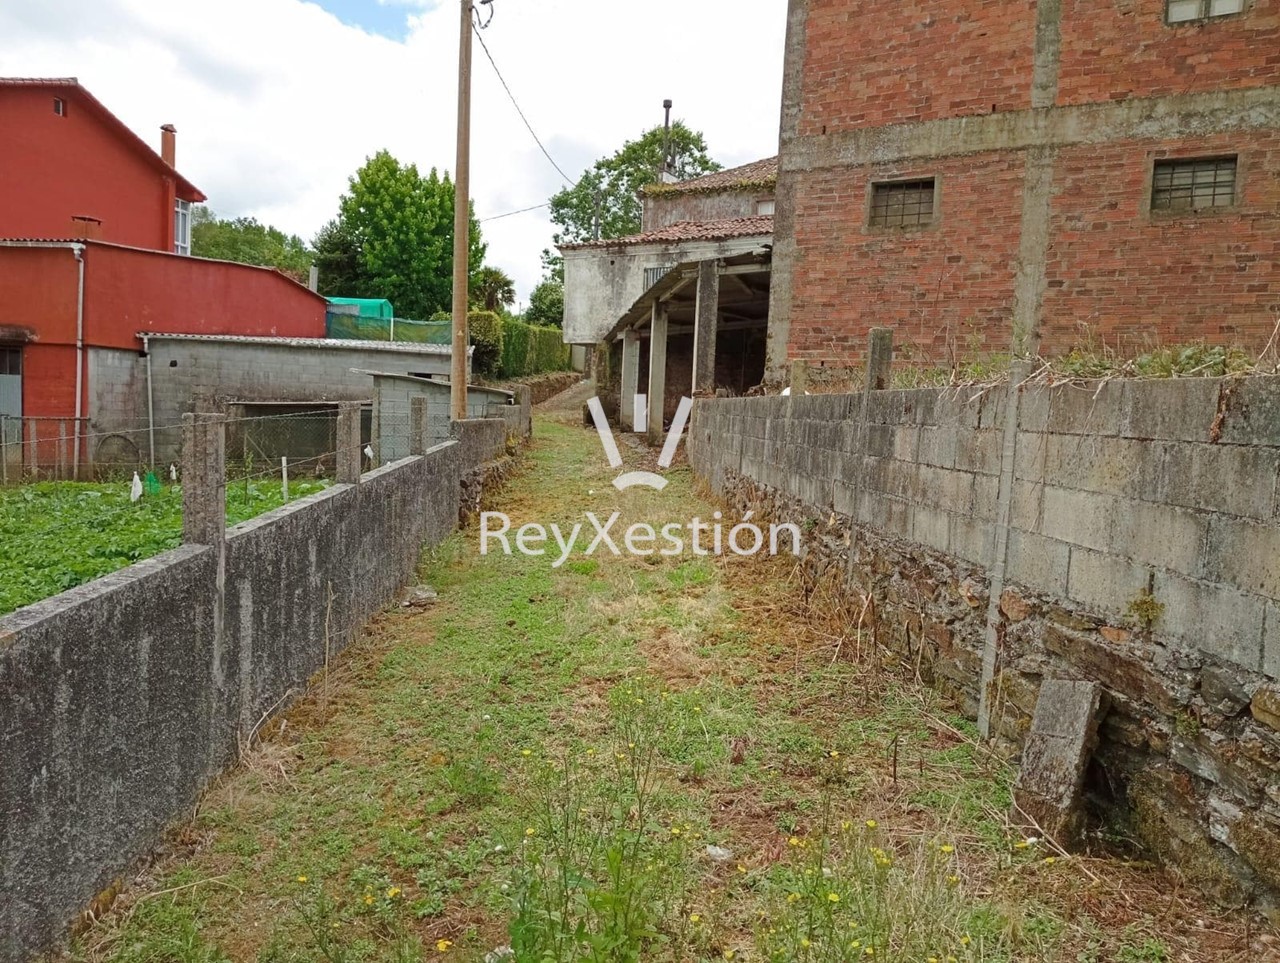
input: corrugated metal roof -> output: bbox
[560,215,773,251]
[140,332,455,355]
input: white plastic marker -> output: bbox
[585,395,693,492]
[363,445,374,461]
[634,394,648,434]
[130,471,143,503]
[281,456,289,502]
[169,463,178,482]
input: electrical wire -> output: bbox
[471,21,576,187]
[479,201,551,223]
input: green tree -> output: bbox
[547,122,720,255]
[471,266,516,314]
[315,150,486,319]
[525,280,564,329]
[191,208,313,281]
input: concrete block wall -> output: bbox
[689,373,1280,911]
[0,427,493,961]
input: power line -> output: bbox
[471,22,576,187]
[479,201,550,223]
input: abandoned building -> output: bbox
[765,0,1280,382]
[561,158,777,436]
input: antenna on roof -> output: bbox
[660,99,678,184]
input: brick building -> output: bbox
[766,0,1280,381]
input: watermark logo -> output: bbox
[586,395,692,492]
[478,395,801,567]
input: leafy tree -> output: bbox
[548,122,720,251]
[191,208,313,281]
[525,280,565,329]
[314,150,486,320]
[471,266,516,314]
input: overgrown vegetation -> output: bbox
[0,479,326,616]
[64,415,1262,962]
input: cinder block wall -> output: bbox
[689,374,1280,910]
[0,440,474,961]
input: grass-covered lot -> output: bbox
[63,416,1262,962]
[0,479,326,616]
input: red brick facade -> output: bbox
[769,0,1280,376]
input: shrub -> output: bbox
[468,310,504,378]
[496,317,571,378]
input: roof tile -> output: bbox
[561,215,773,251]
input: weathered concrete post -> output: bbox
[978,360,1031,739]
[866,327,894,390]
[843,328,894,585]
[789,359,809,395]
[181,412,226,547]
[620,328,640,431]
[692,259,720,396]
[410,397,429,456]
[336,402,363,485]
[647,302,668,445]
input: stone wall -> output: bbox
[689,373,1280,914]
[0,410,517,960]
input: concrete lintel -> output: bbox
[784,86,1280,171]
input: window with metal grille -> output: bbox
[1166,0,1244,22]
[869,178,936,228]
[1151,157,1238,212]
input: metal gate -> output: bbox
[0,348,20,483]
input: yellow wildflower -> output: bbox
[525,827,536,837]
[736,863,748,874]
[940,844,955,854]
[520,749,531,757]
[960,935,971,946]
[386,886,401,899]
[829,750,841,759]
[788,836,801,847]
[295,875,308,883]
[690,913,702,923]
[1043,856,1057,865]
[841,820,852,831]
[787,893,801,904]
[828,892,841,903]
[723,952,736,960]
[865,819,878,829]
[671,826,682,836]
[363,894,374,905]
[436,939,453,952]
[800,938,812,949]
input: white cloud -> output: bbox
[0,0,787,306]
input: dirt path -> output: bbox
[65,408,1267,963]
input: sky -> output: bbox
[0,0,788,307]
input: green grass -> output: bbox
[0,478,328,615]
[63,415,1258,963]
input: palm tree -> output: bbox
[472,266,516,313]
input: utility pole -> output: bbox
[450,0,473,422]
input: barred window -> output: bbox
[1166,0,1245,22]
[1151,157,1238,212]
[869,178,936,229]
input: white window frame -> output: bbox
[1166,0,1245,24]
[174,199,192,256]
[756,199,776,216]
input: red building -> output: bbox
[766,0,1280,381]
[0,78,326,466]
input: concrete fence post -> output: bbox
[789,359,809,395]
[843,328,895,586]
[977,360,1032,740]
[866,327,894,390]
[336,402,363,485]
[181,412,226,547]
[410,397,429,456]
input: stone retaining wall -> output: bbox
[689,375,1280,915]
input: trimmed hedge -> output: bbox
[469,311,504,378]
[499,315,572,378]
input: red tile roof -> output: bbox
[561,215,773,251]
[0,77,206,202]
[641,156,778,196]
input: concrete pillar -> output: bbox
[410,397,429,456]
[336,402,363,485]
[866,327,894,390]
[789,360,809,395]
[647,302,668,445]
[620,329,640,430]
[692,259,720,395]
[181,412,226,547]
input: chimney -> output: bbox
[160,124,177,167]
